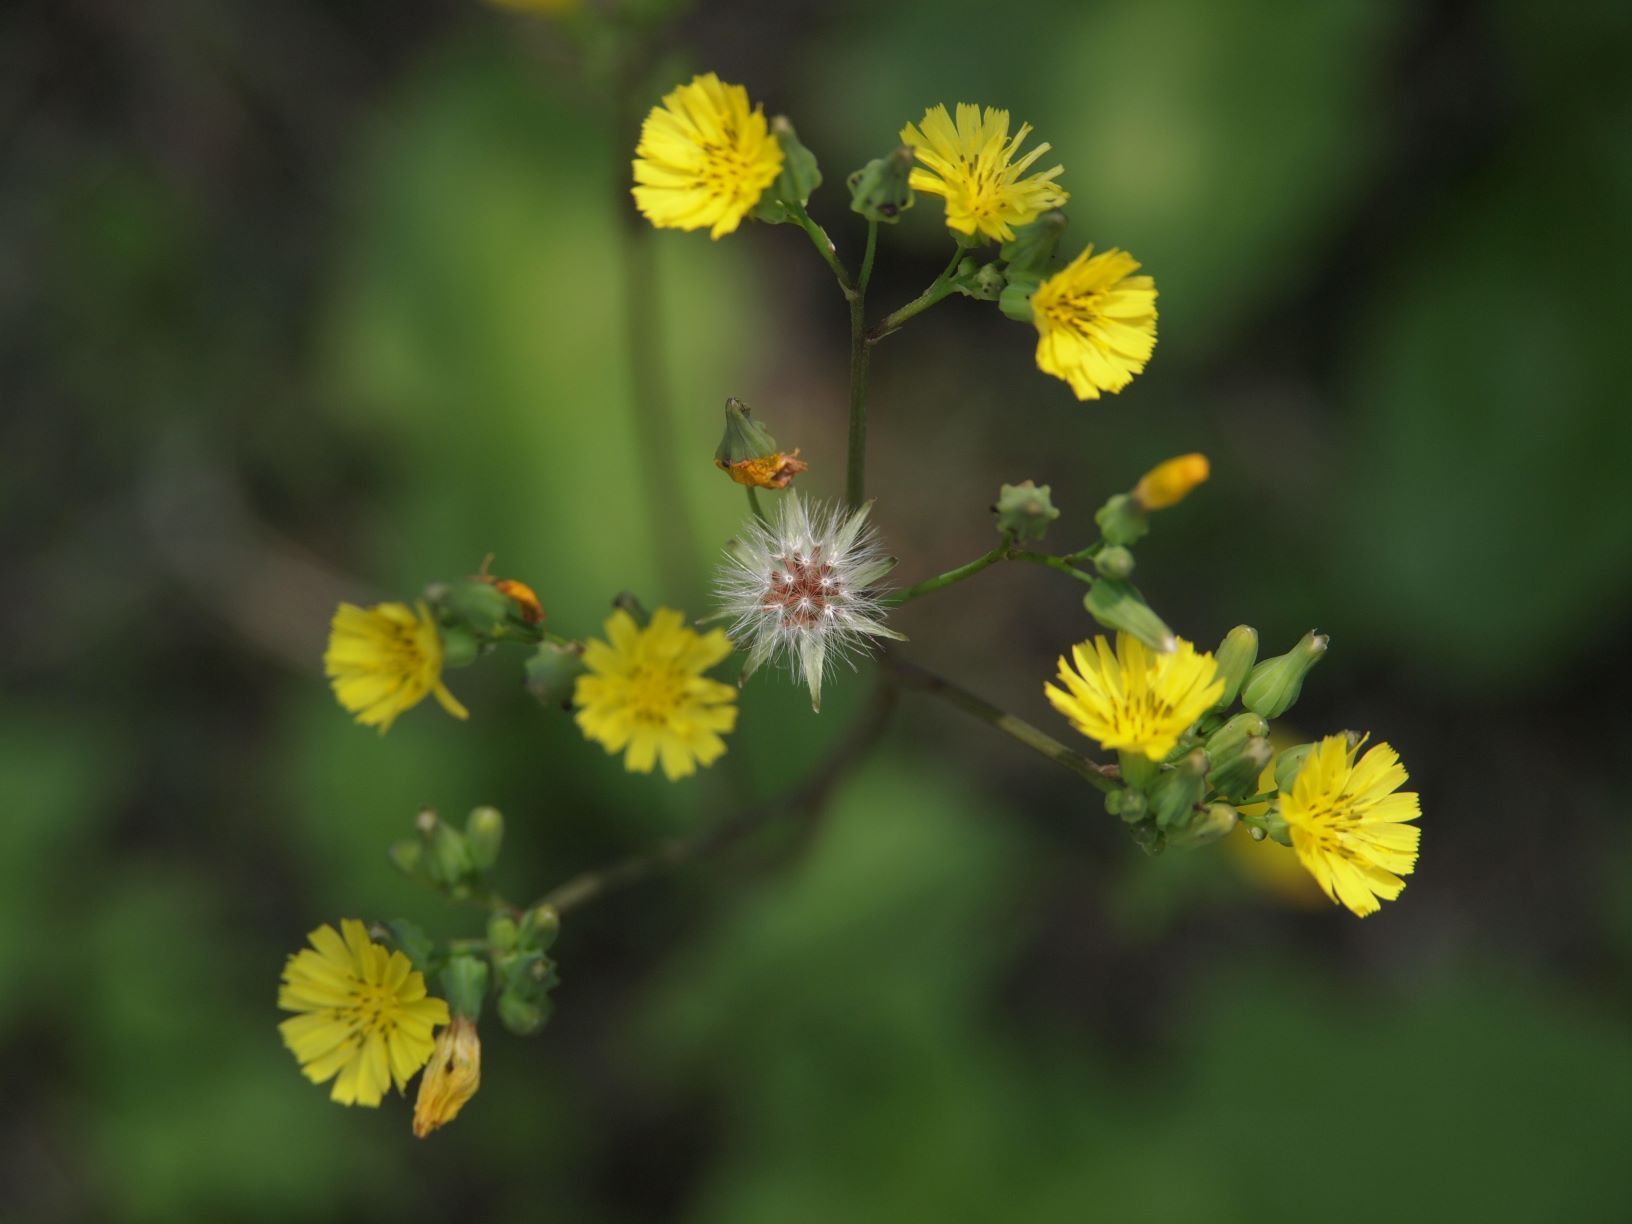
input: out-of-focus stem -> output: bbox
[885,656,1118,793]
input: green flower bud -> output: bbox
[999,209,1067,279]
[847,145,915,223]
[998,276,1039,323]
[1273,742,1315,793]
[993,480,1060,542]
[1116,790,1147,823]
[1130,822,1166,856]
[417,809,472,888]
[497,985,553,1036]
[524,641,588,709]
[433,577,515,637]
[1084,580,1175,654]
[518,904,560,952]
[1150,749,1209,830]
[1094,546,1135,580]
[1208,735,1272,800]
[465,806,504,872]
[714,397,779,467]
[1205,711,1268,759]
[440,955,490,1021]
[1241,630,1329,718]
[487,913,519,953]
[1169,802,1239,848]
[386,917,434,969]
[1212,625,1258,708]
[1261,804,1292,847]
[953,259,1006,301]
[752,117,822,223]
[440,626,480,669]
[1094,493,1150,547]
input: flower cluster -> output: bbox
[284,56,1423,1140]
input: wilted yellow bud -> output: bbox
[717,450,809,490]
[412,1015,481,1138]
[1132,453,1210,510]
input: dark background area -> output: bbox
[3,0,1632,1220]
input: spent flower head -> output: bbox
[1280,734,1422,918]
[412,1014,481,1138]
[1031,246,1158,400]
[573,607,738,781]
[900,103,1068,243]
[325,601,469,733]
[631,74,784,240]
[278,919,450,1107]
[1046,632,1222,761]
[715,491,901,711]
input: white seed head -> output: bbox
[714,491,901,711]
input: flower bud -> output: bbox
[1131,453,1210,511]
[714,398,807,489]
[953,259,1005,301]
[993,480,1060,542]
[497,987,553,1036]
[752,117,822,222]
[1094,546,1135,580]
[1150,749,1209,831]
[1208,735,1272,800]
[524,640,588,708]
[412,1014,481,1139]
[465,806,504,872]
[1211,625,1258,708]
[434,577,516,637]
[847,145,915,223]
[1205,711,1268,759]
[1169,802,1239,848]
[1084,579,1175,654]
[487,913,518,952]
[1093,493,1150,547]
[417,809,472,887]
[440,955,490,1022]
[1273,742,1315,793]
[518,904,560,952]
[999,209,1067,279]
[998,277,1039,323]
[1241,631,1329,718]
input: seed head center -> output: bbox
[763,551,840,628]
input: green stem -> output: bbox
[886,545,1007,606]
[887,544,1097,607]
[868,246,965,342]
[792,203,855,296]
[1009,551,1098,586]
[533,680,898,917]
[746,485,768,524]
[885,656,1117,793]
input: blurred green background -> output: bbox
[6,0,1632,1220]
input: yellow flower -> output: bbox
[324,601,468,733]
[573,607,738,781]
[1133,453,1210,510]
[412,1014,481,1138]
[1031,246,1158,401]
[1280,735,1422,918]
[278,920,449,1107]
[631,74,784,240]
[899,103,1068,243]
[1045,632,1222,761]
